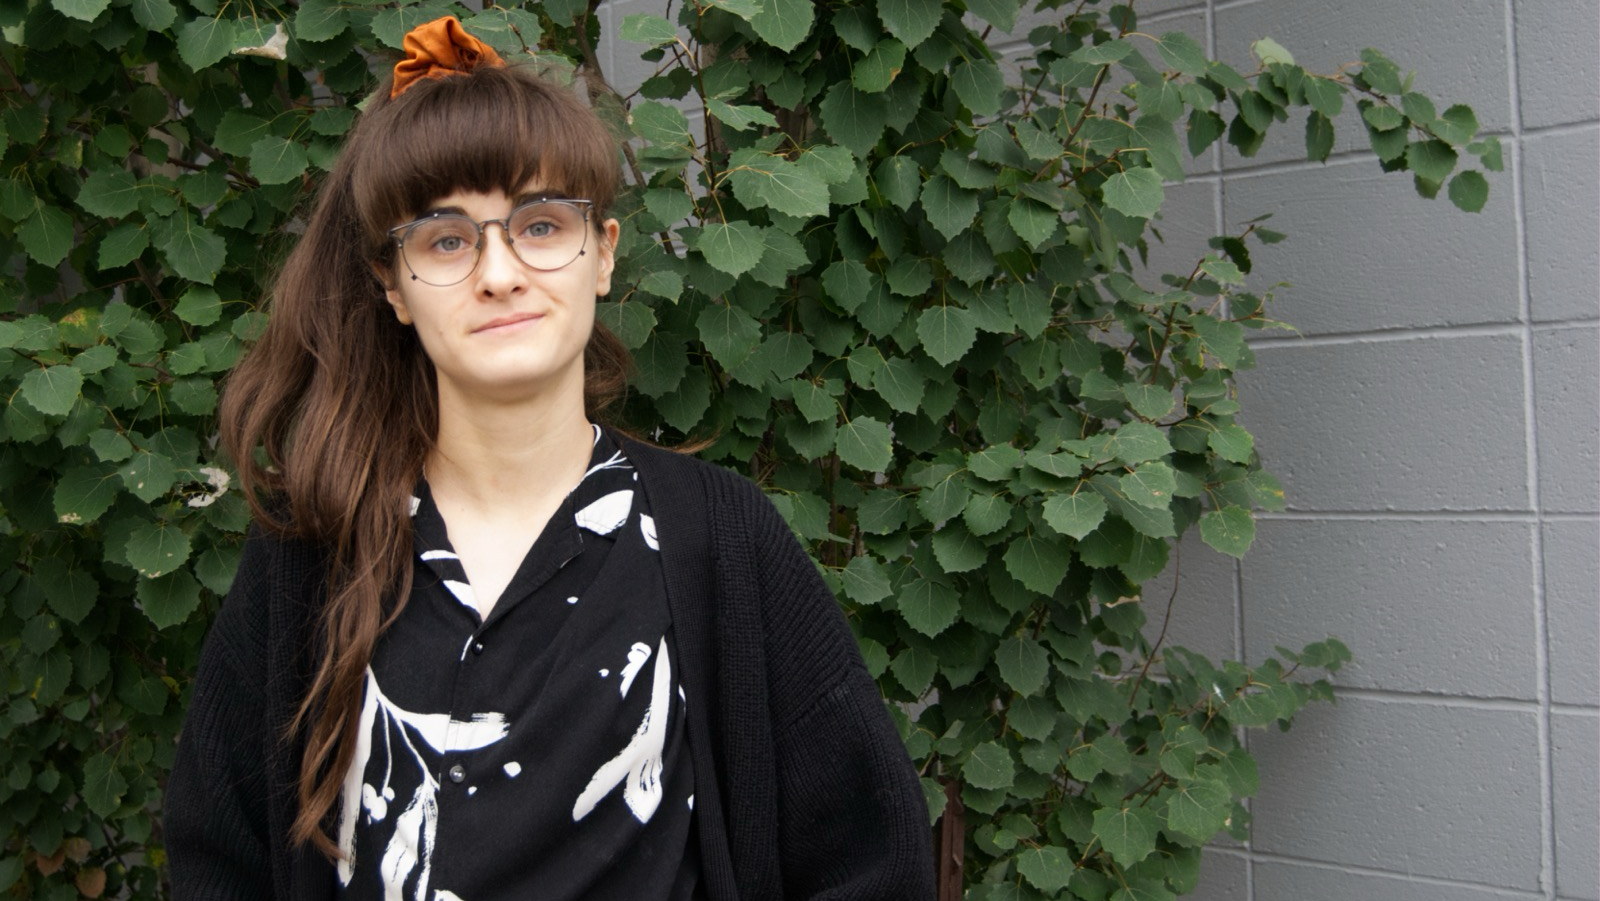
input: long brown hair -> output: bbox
[218,64,628,858]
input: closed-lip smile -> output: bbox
[474,312,543,333]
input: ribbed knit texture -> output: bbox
[166,442,935,900]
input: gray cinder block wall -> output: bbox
[595,0,1600,897]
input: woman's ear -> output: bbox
[371,261,413,325]
[594,218,621,297]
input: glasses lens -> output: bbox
[400,215,480,286]
[506,202,589,271]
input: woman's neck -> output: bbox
[426,379,595,517]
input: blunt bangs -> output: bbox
[349,65,620,255]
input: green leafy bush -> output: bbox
[0,0,1489,897]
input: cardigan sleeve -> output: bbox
[164,527,280,901]
[735,478,936,900]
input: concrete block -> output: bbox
[1254,858,1539,901]
[1185,849,1249,901]
[1222,158,1519,336]
[1534,326,1600,514]
[1249,696,1543,890]
[1241,333,1530,512]
[1243,519,1538,700]
[1213,0,1511,169]
[1540,337,1600,518]
[1545,521,1600,707]
[1142,533,1240,664]
[1553,712,1600,900]
[1140,178,1221,285]
[1515,0,1600,130]
[1522,129,1600,324]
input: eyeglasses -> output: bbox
[388,198,594,287]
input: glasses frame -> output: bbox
[388,197,595,287]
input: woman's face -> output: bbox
[382,183,619,410]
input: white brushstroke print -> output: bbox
[571,636,672,824]
[338,669,509,901]
[573,490,634,535]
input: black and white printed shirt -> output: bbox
[334,426,699,901]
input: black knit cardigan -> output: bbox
[164,437,935,900]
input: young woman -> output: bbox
[164,17,933,901]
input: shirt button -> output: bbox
[448,764,465,784]
[472,642,484,655]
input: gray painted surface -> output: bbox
[592,0,1600,896]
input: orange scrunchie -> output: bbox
[391,16,506,99]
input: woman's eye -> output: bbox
[519,220,556,240]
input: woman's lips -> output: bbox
[474,312,543,333]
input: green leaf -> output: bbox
[964,741,1016,790]
[788,380,837,424]
[81,755,128,818]
[54,465,120,525]
[876,0,942,49]
[78,169,142,218]
[874,156,922,211]
[631,101,692,146]
[1119,461,1177,509]
[1102,166,1165,219]
[854,38,907,92]
[951,59,1005,117]
[1003,531,1070,595]
[1302,75,1345,118]
[891,645,937,695]
[920,175,979,240]
[1200,506,1255,557]
[751,0,814,51]
[874,355,925,414]
[158,214,226,283]
[1043,491,1107,539]
[53,0,111,21]
[1305,111,1334,162]
[620,13,677,45]
[213,110,272,156]
[818,82,889,158]
[120,449,177,502]
[898,576,959,638]
[98,222,151,269]
[1164,776,1234,840]
[840,555,892,606]
[836,416,893,472]
[696,303,762,368]
[1151,31,1206,75]
[964,493,1010,536]
[293,0,348,41]
[1092,805,1160,868]
[968,444,1021,482]
[1406,138,1458,183]
[1121,382,1175,419]
[1448,170,1489,213]
[177,16,238,71]
[1250,37,1294,66]
[32,558,99,624]
[996,637,1050,696]
[916,305,977,366]
[131,0,178,29]
[1016,845,1076,893]
[19,365,84,416]
[137,570,202,629]
[751,158,831,217]
[931,524,986,573]
[1434,103,1479,146]
[1072,38,1132,65]
[19,203,73,267]
[123,520,193,578]
[250,136,309,185]
[695,222,765,277]
[822,259,875,312]
[1007,199,1059,249]
[708,99,781,133]
[1208,424,1254,463]
[1109,421,1173,464]
[174,286,224,326]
